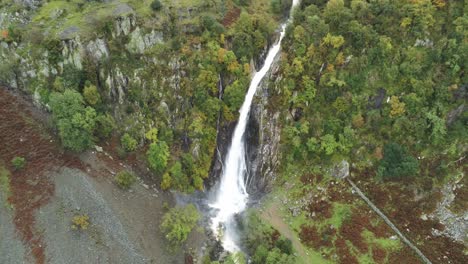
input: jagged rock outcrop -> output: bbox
[331,160,350,179]
[430,176,468,244]
[0,6,167,108]
[126,27,163,54]
[13,0,42,9]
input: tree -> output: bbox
[150,0,162,11]
[49,90,97,152]
[172,162,190,190]
[425,111,446,145]
[121,133,138,152]
[224,80,246,113]
[225,252,247,264]
[320,134,339,155]
[265,248,295,264]
[95,114,115,139]
[201,15,224,34]
[275,236,293,255]
[378,143,419,180]
[252,245,269,264]
[389,96,405,117]
[83,83,101,106]
[160,204,200,247]
[145,128,159,143]
[271,0,290,15]
[161,172,172,190]
[147,141,169,174]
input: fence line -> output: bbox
[347,178,432,264]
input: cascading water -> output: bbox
[210,0,300,252]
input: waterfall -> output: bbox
[210,0,300,252]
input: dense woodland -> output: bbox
[278,0,466,182]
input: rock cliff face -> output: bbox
[206,46,283,193]
[246,53,283,196]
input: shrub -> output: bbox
[115,171,137,189]
[0,166,11,197]
[121,133,138,152]
[83,83,101,106]
[160,204,200,247]
[117,146,127,159]
[95,114,115,139]
[71,214,90,230]
[150,0,162,11]
[11,156,26,170]
[53,77,64,92]
[200,15,225,34]
[224,80,246,113]
[61,65,86,90]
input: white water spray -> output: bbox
[210,0,300,252]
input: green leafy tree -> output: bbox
[49,90,97,152]
[244,212,296,264]
[271,0,291,15]
[265,248,295,264]
[167,161,191,192]
[95,114,115,139]
[147,141,169,175]
[378,143,419,180]
[160,204,200,247]
[252,245,269,264]
[275,236,293,255]
[224,80,246,113]
[320,134,339,155]
[145,128,159,143]
[425,111,447,145]
[225,252,247,264]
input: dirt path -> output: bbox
[261,205,310,263]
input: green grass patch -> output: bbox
[329,203,352,229]
[260,195,332,264]
[357,253,375,264]
[0,164,12,200]
[362,230,402,250]
[30,0,220,40]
